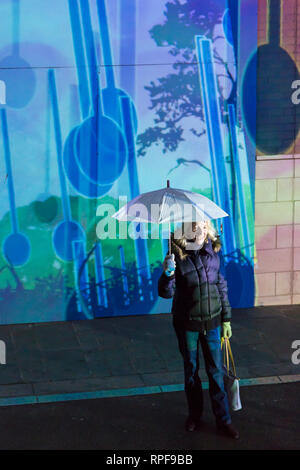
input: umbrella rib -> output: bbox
[181,190,224,220]
[112,187,228,224]
[159,190,178,224]
[159,191,170,224]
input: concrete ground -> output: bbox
[0,382,298,450]
[0,304,299,401]
[0,304,299,450]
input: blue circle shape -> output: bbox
[52,220,86,262]
[63,127,112,198]
[2,232,31,266]
[0,55,36,108]
[75,114,127,186]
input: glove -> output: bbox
[221,321,232,339]
[163,254,176,277]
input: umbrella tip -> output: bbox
[167,180,170,188]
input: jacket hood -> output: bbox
[170,232,222,260]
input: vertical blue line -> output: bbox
[228,104,251,259]
[195,36,236,255]
[12,0,20,56]
[119,0,136,98]
[68,0,90,119]
[119,245,130,306]
[96,0,116,88]
[79,0,103,116]
[120,96,152,299]
[1,109,18,234]
[72,240,93,319]
[95,242,108,308]
[195,37,221,209]
[48,69,71,222]
[45,92,51,194]
[121,97,139,199]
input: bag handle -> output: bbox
[221,337,238,379]
[227,338,238,378]
[221,336,230,374]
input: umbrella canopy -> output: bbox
[112,183,228,224]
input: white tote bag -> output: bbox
[221,337,242,411]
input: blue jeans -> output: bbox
[174,325,231,425]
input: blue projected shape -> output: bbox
[227,104,251,259]
[95,242,108,308]
[63,127,112,197]
[0,0,36,108]
[74,0,128,186]
[68,0,90,120]
[0,56,36,109]
[66,0,111,196]
[102,87,138,135]
[53,220,85,263]
[96,0,138,134]
[74,109,128,186]
[2,232,30,267]
[48,69,85,262]
[1,108,31,266]
[72,239,93,318]
[222,8,234,46]
[195,36,236,256]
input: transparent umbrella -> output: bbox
[112,180,229,254]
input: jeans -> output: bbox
[174,324,231,425]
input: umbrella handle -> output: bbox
[167,180,171,255]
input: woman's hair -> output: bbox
[173,220,219,249]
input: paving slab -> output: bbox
[230,326,264,345]
[10,324,39,352]
[71,327,99,351]
[41,349,90,381]
[105,347,137,376]
[35,323,80,351]
[234,366,252,379]
[141,371,184,386]
[0,306,298,400]
[0,325,14,348]
[83,350,112,377]
[33,374,145,395]
[0,383,34,398]
[18,360,46,383]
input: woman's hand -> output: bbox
[221,321,232,339]
[163,254,176,277]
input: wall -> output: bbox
[0,0,258,323]
[254,0,300,306]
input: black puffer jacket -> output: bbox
[158,234,231,329]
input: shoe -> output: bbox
[216,423,240,440]
[185,416,202,432]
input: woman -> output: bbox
[158,220,239,439]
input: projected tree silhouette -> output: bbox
[137,0,235,157]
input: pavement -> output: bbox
[0,304,299,404]
[0,382,299,450]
